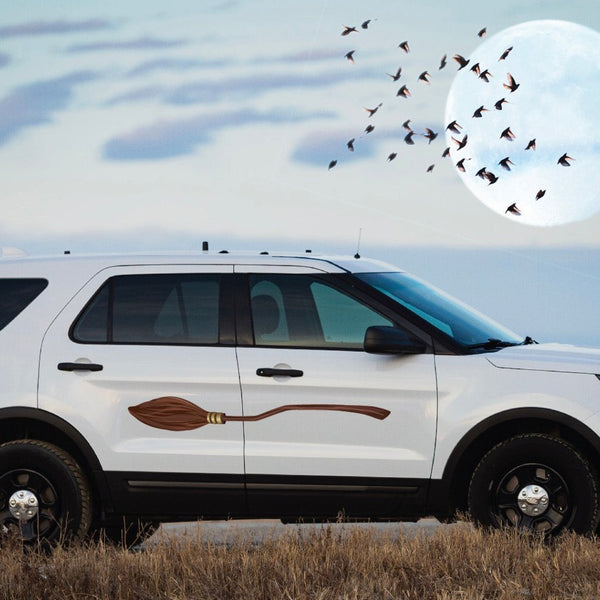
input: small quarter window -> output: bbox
[0,278,48,331]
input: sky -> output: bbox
[1,0,600,345]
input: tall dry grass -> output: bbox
[1,523,600,599]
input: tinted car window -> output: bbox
[249,274,392,349]
[72,274,221,345]
[0,278,48,331]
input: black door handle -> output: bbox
[58,362,103,372]
[256,368,303,378]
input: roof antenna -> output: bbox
[354,228,362,259]
[202,241,209,252]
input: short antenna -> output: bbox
[354,228,362,259]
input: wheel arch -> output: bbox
[0,407,113,514]
[440,408,600,517]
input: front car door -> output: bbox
[233,266,438,518]
[38,264,245,518]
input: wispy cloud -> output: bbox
[166,67,379,105]
[0,18,111,38]
[66,36,188,53]
[254,48,343,64]
[104,85,166,106]
[0,71,97,145]
[103,108,333,160]
[291,130,376,167]
[127,57,227,77]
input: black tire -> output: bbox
[0,440,92,546]
[468,433,599,536]
[90,518,159,548]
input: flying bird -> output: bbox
[341,25,358,36]
[387,66,402,81]
[484,171,498,184]
[475,167,487,179]
[525,138,536,150]
[347,138,355,151]
[361,19,372,29]
[479,69,492,82]
[494,98,508,110]
[442,147,450,158]
[364,103,382,117]
[402,119,412,131]
[345,50,355,63]
[426,164,435,172]
[396,85,411,98]
[404,131,415,145]
[536,189,546,200]
[456,158,467,172]
[328,160,337,170]
[505,203,521,215]
[452,134,468,150]
[557,153,574,166]
[453,54,470,69]
[439,54,447,69]
[387,152,397,161]
[499,46,513,61]
[503,72,520,92]
[478,27,487,37]
[418,71,431,83]
[399,40,410,53]
[500,127,515,141]
[423,128,438,143]
[472,105,488,118]
[470,62,481,75]
[446,120,462,134]
[498,156,514,171]
[364,124,375,134]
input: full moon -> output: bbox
[445,20,600,226]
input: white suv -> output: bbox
[1,249,600,544]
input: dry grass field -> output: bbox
[2,522,600,599]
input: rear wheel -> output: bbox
[468,434,599,535]
[0,440,92,546]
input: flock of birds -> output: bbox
[328,20,576,218]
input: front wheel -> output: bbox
[0,440,92,546]
[468,434,599,536]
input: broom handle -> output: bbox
[223,404,390,422]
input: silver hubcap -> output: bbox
[518,484,549,517]
[8,490,39,522]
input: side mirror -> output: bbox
[364,326,427,354]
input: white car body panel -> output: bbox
[37,264,245,474]
[237,347,437,478]
[432,351,600,478]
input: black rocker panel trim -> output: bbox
[106,472,247,519]
[104,471,429,521]
[244,473,427,520]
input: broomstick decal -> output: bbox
[129,396,391,432]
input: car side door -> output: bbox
[38,265,245,516]
[233,266,438,516]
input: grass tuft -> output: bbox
[1,524,600,599]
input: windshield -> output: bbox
[356,272,522,350]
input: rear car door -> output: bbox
[38,264,245,516]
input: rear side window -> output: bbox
[72,274,222,345]
[0,278,48,331]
